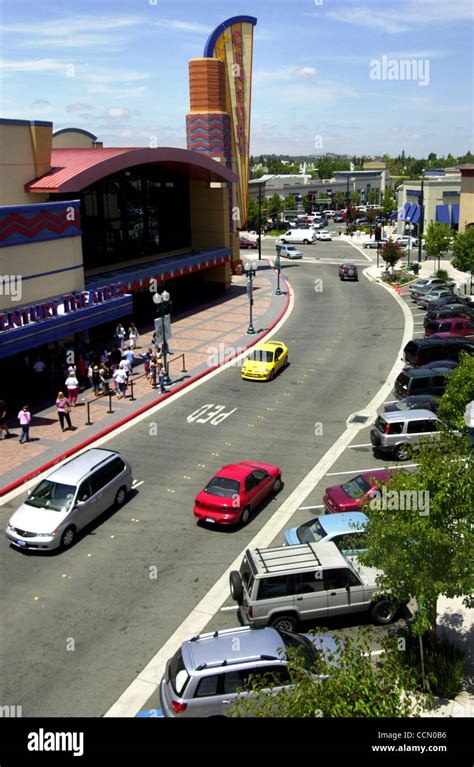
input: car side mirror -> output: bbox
[345,583,351,591]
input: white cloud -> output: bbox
[85,84,147,98]
[66,103,92,112]
[0,58,67,73]
[152,19,211,34]
[320,0,473,34]
[118,129,133,139]
[0,16,142,37]
[105,108,131,119]
[32,98,52,105]
[293,67,318,79]
[82,70,151,84]
[254,66,319,84]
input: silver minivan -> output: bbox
[6,448,132,551]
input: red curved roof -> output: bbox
[26,147,238,193]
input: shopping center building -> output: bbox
[0,15,257,401]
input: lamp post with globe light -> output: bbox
[244,261,256,334]
[464,401,474,451]
[152,289,171,385]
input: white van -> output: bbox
[278,229,316,245]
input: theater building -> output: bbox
[0,15,257,402]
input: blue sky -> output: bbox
[1,0,473,157]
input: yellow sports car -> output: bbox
[241,341,289,381]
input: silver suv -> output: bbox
[370,409,442,461]
[230,541,402,632]
[160,625,338,717]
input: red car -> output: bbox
[193,461,283,526]
[339,263,358,281]
[323,469,391,514]
[425,317,474,338]
[239,237,258,249]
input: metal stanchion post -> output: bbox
[85,400,92,426]
[107,392,113,414]
[129,379,135,401]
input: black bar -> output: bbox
[85,401,92,426]
[107,392,113,414]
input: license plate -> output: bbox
[205,517,216,524]
[16,540,27,547]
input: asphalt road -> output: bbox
[0,238,407,717]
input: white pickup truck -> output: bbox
[278,229,316,245]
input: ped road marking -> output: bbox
[104,280,414,718]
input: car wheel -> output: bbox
[229,571,243,605]
[240,506,251,526]
[272,476,283,493]
[270,614,298,632]
[394,444,411,461]
[269,369,275,380]
[303,239,309,245]
[371,600,397,625]
[61,526,76,549]
[114,486,127,507]
[280,239,287,244]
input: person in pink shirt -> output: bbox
[55,392,73,431]
[18,405,31,443]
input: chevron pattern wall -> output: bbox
[186,114,232,163]
[0,203,81,248]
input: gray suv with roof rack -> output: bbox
[229,541,404,633]
[160,625,339,717]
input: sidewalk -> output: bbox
[0,263,288,495]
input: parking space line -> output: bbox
[347,443,372,449]
[298,505,324,510]
[325,464,419,476]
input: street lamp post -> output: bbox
[152,290,171,385]
[345,175,356,233]
[417,169,426,264]
[274,249,282,296]
[257,182,263,261]
[244,261,256,334]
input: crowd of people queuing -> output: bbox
[0,321,169,443]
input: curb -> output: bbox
[0,276,291,499]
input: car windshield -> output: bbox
[25,480,76,512]
[249,350,273,363]
[341,475,372,499]
[239,556,254,595]
[278,630,318,672]
[297,518,326,544]
[169,649,190,696]
[204,477,240,498]
[395,401,410,411]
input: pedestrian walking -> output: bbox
[124,347,135,370]
[65,371,79,406]
[0,399,11,439]
[99,366,110,395]
[128,323,139,350]
[149,355,158,388]
[157,362,166,394]
[113,366,128,399]
[119,357,132,376]
[91,365,101,395]
[18,405,31,443]
[115,324,126,351]
[56,392,72,431]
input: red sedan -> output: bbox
[323,469,391,514]
[193,461,283,526]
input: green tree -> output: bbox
[268,193,283,217]
[367,190,377,204]
[230,628,428,718]
[285,194,296,213]
[334,191,345,210]
[247,197,258,230]
[349,190,360,204]
[437,353,474,430]
[424,222,452,272]
[452,226,474,274]
[382,240,402,274]
[360,432,473,644]
[381,188,396,217]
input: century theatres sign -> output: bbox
[0,283,125,333]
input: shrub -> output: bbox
[400,633,466,700]
[436,269,449,280]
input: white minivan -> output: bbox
[278,229,316,245]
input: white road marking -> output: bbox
[325,464,419,476]
[0,288,295,508]
[413,322,425,326]
[345,241,373,262]
[347,443,372,449]
[298,505,324,510]
[132,480,144,488]
[104,280,414,718]
[220,606,238,612]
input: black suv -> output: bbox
[403,337,474,366]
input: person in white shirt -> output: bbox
[113,367,128,399]
[65,373,79,406]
